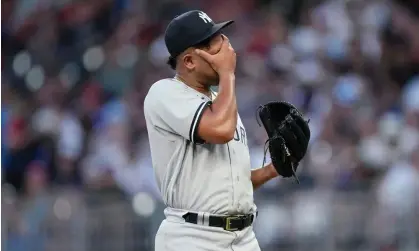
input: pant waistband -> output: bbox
[164,207,258,228]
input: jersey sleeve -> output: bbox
[145,81,212,143]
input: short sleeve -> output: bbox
[145,80,212,143]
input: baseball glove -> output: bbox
[257,101,310,183]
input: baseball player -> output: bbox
[144,10,310,251]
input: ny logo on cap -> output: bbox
[198,12,212,23]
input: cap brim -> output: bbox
[212,20,234,34]
[194,20,234,45]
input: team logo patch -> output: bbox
[198,12,212,23]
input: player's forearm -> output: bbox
[251,163,278,190]
[208,73,237,136]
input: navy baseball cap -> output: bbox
[164,10,234,58]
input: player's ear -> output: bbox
[182,51,196,71]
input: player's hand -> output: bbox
[195,35,236,75]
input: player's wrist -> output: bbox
[218,72,235,83]
[268,163,279,178]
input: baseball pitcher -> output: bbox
[144,10,310,251]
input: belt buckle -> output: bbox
[225,216,241,231]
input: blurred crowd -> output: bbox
[2,0,419,250]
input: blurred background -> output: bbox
[2,0,419,250]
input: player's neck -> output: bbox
[175,74,211,97]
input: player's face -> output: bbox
[191,33,224,85]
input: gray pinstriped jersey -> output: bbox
[144,77,256,215]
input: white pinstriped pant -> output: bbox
[155,208,261,251]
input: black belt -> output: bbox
[182,212,256,231]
